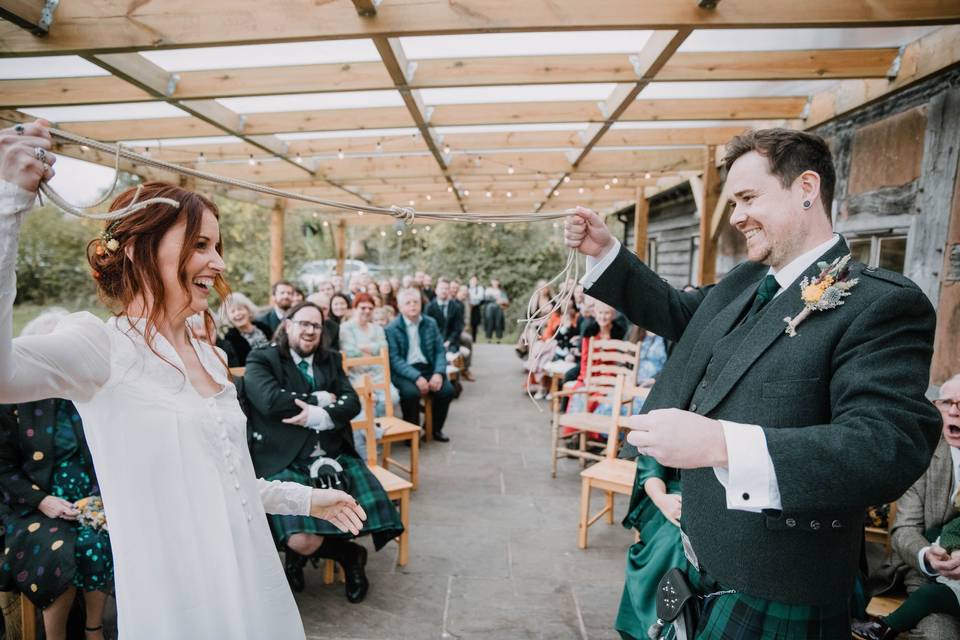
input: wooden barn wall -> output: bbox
[621,183,699,288]
[813,66,960,384]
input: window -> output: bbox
[846,233,907,273]
[689,236,701,286]
[646,238,658,271]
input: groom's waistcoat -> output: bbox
[589,239,940,606]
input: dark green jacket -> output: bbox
[243,344,361,479]
[589,239,940,606]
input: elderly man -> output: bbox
[385,288,454,443]
[566,128,940,638]
[244,301,403,602]
[257,280,297,335]
[852,374,960,639]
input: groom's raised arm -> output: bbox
[566,207,709,341]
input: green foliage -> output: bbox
[15,206,99,306]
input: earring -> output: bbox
[802,200,811,209]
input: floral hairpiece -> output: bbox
[95,221,121,256]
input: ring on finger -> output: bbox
[34,147,47,163]
[14,124,25,135]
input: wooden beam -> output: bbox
[697,145,722,285]
[657,48,900,82]
[2,1,958,56]
[633,187,649,260]
[351,0,381,18]
[623,97,808,121]
[0,76,152,107]
[806,25,960,127]
[270,199,286,285]
[0,0,54,35]
[373,35,465,212]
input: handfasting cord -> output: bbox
[8,119,588,362]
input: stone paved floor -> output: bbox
[296,343,634,640]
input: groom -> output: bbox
[566,129,942,637]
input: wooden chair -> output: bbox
[341,348,423,489]
[325,375,412,583]
[577,375,647,549]
[550,339,641,476]
[864,501,897,552]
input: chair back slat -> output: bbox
[349,374,378,466]
[582,338,641,387]
[342,347,397,419]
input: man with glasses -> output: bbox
[243,302,403,602]
[853,375,960,639]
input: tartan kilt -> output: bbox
[689,566,850,639]
[266,455,404,551]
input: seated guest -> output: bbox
[372,306,392,328]
[330,293,351,325]
[565,301,626,415]
[218,292,272,367]
[340,294,400,417]
[257,280,297,335]
[421,273,435,302]
[0,309,112,640]
[244,302,403,603]
[315,278,336,300]
[305,292,340,351]
[378,279,398,312]
[424,277,464,353]
[385,288,455,443]
[291,287,305,306]
[854,374,960,640]
[454,284,475,381]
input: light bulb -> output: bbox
[476,155,482,166]
[408,200,415,206]
[426,194,432,201]
[485,191,492,198]
[447,186,453,193]
[490,222,497,228]
[506,191,513,198]
[143,147,151,158]
[337,149,344,160]
[604,183,611,190]
[578,187,584,194]
[507,165,514,175]
[380,231,387,237]
[443,144,451,154]
[396,230,403,236]
[197,152,205,163]
[322,220,329,227]
[644,172,651,179]
[553,190,560,197]
[612,177,619,184]
[411,228,418,235]
[425,225,431,231]
[463,190,470,196]
[295,153,303,164]
[248,154,256,166]
[80,144,89,152]
[376,141,383,152]
[563,176,571,183]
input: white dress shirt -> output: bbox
[403,315,428,366]
[581,235,841,513]
[289,350,336,431]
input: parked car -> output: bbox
[298,259,368,292]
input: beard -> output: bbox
[291,340,319,358]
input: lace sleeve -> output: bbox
[0,181,110,404]
[256,477,312,516]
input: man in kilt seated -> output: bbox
[243,301,403,603]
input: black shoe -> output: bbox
[341,543,369,603]
[284,550,307,593]
[851,618,896,640]
[433,432,450,443]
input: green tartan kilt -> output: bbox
[689,566,850,639]
[266,455,403,551]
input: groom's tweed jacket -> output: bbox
[588,238,940,606]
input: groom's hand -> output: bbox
[625,408,729,469]
[564,206,615,258]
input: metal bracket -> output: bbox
[166,74,180,97]
[405,61,418,84]
[800,97,812,121]
[37,0,59,35]
[698,0,720,8]
[597,101,610,119]
[886,45,906,80]
[564,150,580,164]
[628,54,646,79]
[423,106,435,123]
[237,115,247,133]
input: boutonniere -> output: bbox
[783,254,859,337]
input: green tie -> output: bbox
[297,359,315,391]
[744,274,781,320]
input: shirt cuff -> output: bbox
[712,420,782,513]
[305,405,336,431]
[580,239,621,289]
[918,546,940,577]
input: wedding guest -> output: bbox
[467,275,485,342]
[424,278,464,353]
[385,289,454,443]
[0,309,113,640]
[330,292,351,325]
[340,294,400,417]
[218,292,272,367]
[482,278,509,343]
[244,302,402,602]
[306,293,340,351]
[853,374,960,640]
[378,279,398,312]
[257,280,297,335]
[372,307,392,328]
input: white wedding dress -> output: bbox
[0,182,311,639]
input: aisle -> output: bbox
[297,344,634,640]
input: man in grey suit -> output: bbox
[880,374,960,639]
[565,129,941,638]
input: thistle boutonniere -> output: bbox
[783,254,859,337]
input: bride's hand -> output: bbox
[0,119,56,194]
[309,488,366,534]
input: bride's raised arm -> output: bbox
[0,121,110,404]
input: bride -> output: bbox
[0,120,366,639]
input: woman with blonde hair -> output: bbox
[0,120,365,639]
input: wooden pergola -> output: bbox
[1,1,959,283]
